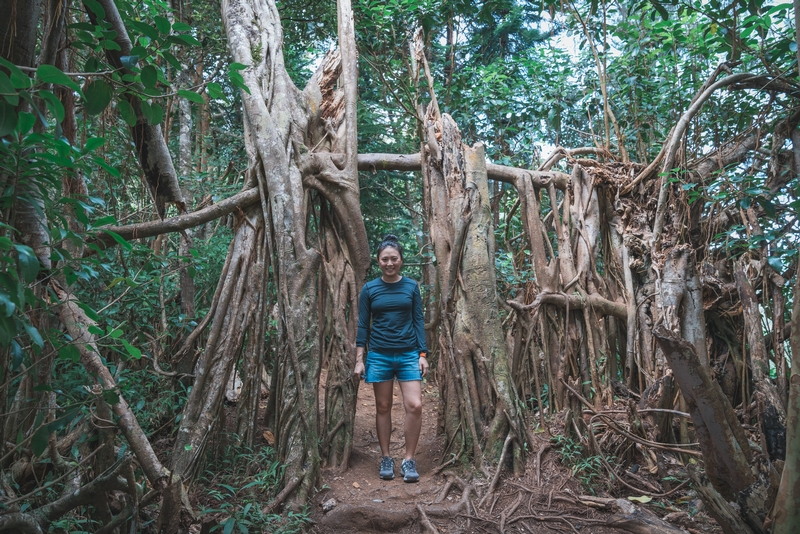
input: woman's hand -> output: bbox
[419,356,429,378]
[353,360,365,379]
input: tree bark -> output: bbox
[425,111,525,465]
[772,246,800,533]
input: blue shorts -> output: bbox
[365,350,422,383]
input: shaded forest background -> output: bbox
[1,0,800,532]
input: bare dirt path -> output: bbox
[309,376,720,534]
[311,376,444,533]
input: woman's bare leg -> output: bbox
[398,380,422,460]
[373,381,394,456]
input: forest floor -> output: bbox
[308,376,723,534]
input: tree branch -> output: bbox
[87,188,260,253]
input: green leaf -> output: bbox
[0,100,18,137]
[36,65,81,94]
[93,156,121,177]
[82,0,105,18]
[14,245,39,283]
[9,339,22,367]
[88,325,104,336]
[0,71,19,106]
[31,421,50,457]
[140,65,158,89]
[207,82,225,100]
[100,39,122,51]
[140,101,163,125]
[47,409,81,433]
[103,230,132,251]
[0,57,32,89]
[38,90,65,123]
[117,99,137,126]
[84,80,114,115]
[109,327,123,339]
[229,71,250,94]
[757,198,776,218]
[223,518,236,534]
[178,89,204,104]
[121,339,142,359]
[0,291,16,317]
[161,51,182,71]
[83,137,106,153]
[229,63,248,71]
[102,389,120,405]
[58,345,81,362]
[169,34,201,47]
[77,302,100,322]
[129,21,159,41]
[154,16,171,34]
[24,322,43,348]
[767,256,783,273]
[18,92,48,128]
[119,55,140,69]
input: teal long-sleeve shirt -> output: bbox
[356,276,428,354]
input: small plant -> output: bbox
[197,437,312,533]
[551,434,611,494]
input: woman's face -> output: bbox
[378,246,403,279]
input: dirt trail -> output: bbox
[312,377,444,533]
[309,377,720,534]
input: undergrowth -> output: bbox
[196,436,313,534]
[551,434,611,495]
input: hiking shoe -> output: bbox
[401,459,419,483]
[379,456,395,480]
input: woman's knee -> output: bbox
[375,398,393,414]
[404,397,422,416]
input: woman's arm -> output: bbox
[354,283,371,377]
[412,282,427,354]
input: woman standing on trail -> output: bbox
[353,234,429,483]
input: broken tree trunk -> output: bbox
[653,325,776,534]
[771,245,800,533]
[425,110,525,467]
[735,261,787,462]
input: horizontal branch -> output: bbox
[511,290,627,320]
[357,153,570,189]
[87,153,571,253]
[17,65,114,77]
[89,188,260,252]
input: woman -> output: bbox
[353,234,429,483]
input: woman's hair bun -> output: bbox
[377,234,404,260]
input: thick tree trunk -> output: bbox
[772,250,800,533]
[173,0,368,507]
[171,208,267,479]
[735,262,787,462]
[425,111,525,466]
